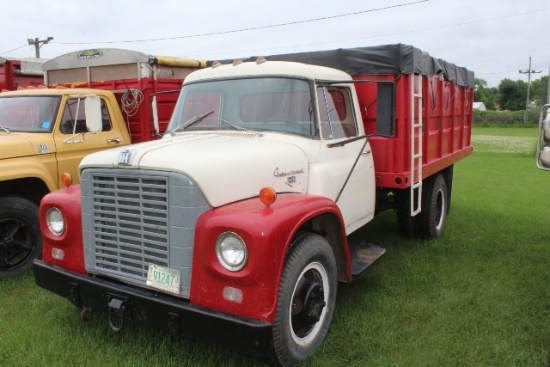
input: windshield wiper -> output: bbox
[169,110,214,135]
[219,117,250,132]
[0,125,10,133]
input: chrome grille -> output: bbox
[92,175,169,276]
[81,168,211,298]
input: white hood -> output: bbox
[80,132,309,207]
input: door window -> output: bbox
[317,87,357,139]
[60,98,112,134]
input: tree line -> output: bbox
[474,76,548,110]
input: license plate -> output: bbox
[146,264,181,295]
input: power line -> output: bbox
[55,0,429,45]
[189,7,550,58]
[0,44,29,56]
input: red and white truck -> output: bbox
[0,57,45,91]
[34,44,474,366]
[0,48,203,276]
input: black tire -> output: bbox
[396,187,420,237]
[270,234,337,367]
[0,197,42,277]
[419,174,448,238]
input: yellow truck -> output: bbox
[0,48,204,276]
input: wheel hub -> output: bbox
[0,219,30,269]
[304,283,326,324]
[291,275,327,337]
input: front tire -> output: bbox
[0,197,42,277]
[270,234,337,367]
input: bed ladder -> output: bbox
[410,74,423,216]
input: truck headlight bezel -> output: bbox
[216,231,247,271]
[46,207,65,236]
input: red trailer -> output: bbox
[42,48,206,143]
[0,57,45,91]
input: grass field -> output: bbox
[1,126,549,367]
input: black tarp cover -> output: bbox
[210,44,475,88]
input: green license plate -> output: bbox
[146,264,181,295]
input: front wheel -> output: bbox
[0,197,42,277]
[270,234,337,367]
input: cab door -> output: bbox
[312,85,376,234]
[52,95,129,187]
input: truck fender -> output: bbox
[1,156,58,194]
[38,185,84,274]
[190,193,350,324]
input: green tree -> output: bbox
[531,75,548,106]
[497,78,527,111]
[474,78,497,110]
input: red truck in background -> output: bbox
[0,48,204,276]
[34,44,474,366]
[0,57,45,91]
[42,48,206,143]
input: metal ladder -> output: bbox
[410,74,423,216]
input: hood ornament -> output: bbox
[118,149,136,166]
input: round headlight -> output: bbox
[216,232,247,271]
[46,207,65,236]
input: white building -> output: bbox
[473,102,487,111]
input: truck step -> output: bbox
[349,241,386,279]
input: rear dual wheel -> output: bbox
[397,173,448,239]
[420,174,448,238]
[270,234,337,367]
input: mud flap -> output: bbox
[349,241,386,280]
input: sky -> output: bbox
[1,0,548,88]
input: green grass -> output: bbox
[2,127,549,367]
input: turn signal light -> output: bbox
[259,187,277,206]
[61,172,73,187]
[51,248,65,260]
[223,286,243,303]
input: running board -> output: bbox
[349,241,386,280]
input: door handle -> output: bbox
[107,138,123,144]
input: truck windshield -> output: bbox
[0,96,60,133]
[167,77,318,138]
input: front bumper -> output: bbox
[33,260,273,357]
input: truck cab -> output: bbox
[0,88,131,276]
[163,59,377,231]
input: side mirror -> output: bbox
[376,82,395,138]
[85,95,102,133]
[536,104,550,170]
[543,111,550,143]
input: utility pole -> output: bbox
[519,56,542,124]
[27,37,53,58]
